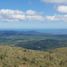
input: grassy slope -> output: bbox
[0,46,67,67]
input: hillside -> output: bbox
[0,46,67,67]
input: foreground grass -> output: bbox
[0,46,67,67]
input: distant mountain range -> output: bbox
[37,29,67,35]
[0,29,67,35]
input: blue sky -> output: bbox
[0,0,67,29]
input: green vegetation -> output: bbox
[0,46,67,67]
[0,32,67,50]
[1,31,67,51]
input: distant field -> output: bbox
[0,31,67,50]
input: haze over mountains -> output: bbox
[1,29,67,35]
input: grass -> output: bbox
[0,46,67,67]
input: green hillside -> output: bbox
[0,46,67,67]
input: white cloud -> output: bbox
[26,10,36,15]
[46,15,67,22]
[57,5,67,13]
[46,16,56,21]
[42,0,67,4]
[25,10,45,21]
[0,9,67,23]
[0,9,45,22]
[0,9,25,22]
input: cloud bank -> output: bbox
[57,5,67,13]
[0,9,67,22]
[0,9,45,22]
[42,0,67,4]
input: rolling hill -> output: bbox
[0,46,67,67]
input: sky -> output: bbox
[0,0,67,30]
